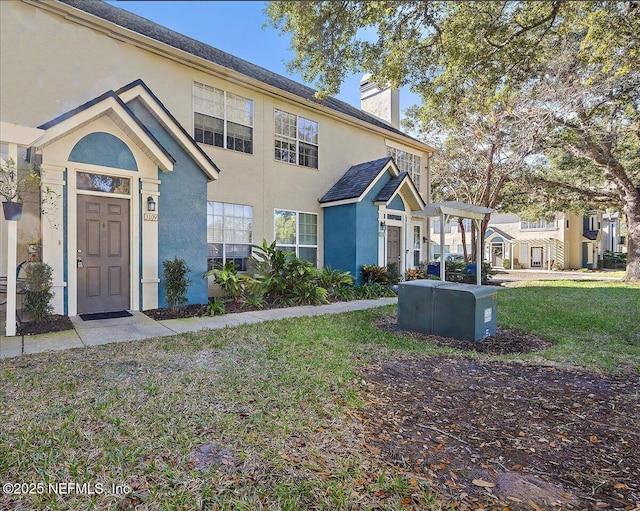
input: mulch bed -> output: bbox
[374,312,551,354]
[18,315,75,336]
[142,299,284,321]
[143,303,210,320]
[361,314,640,510]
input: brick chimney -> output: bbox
[360,74,400,129]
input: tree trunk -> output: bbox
[624,190,640,282]
[459,218,469,261]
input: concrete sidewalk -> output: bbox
[0,297,397,360]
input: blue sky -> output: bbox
[106,1,420,114]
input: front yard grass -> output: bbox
[1,280,638,510]
[498,280,640,373]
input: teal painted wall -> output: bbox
[323,203,357,278]
[69,132,138,171]
[355,175,390,283]
[127,98,209,306]
[388,194,405,211]
[323,170,405,284]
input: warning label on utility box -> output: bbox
[484,308,492,323]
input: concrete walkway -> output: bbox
[0,297,398,360]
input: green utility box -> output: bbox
[398,280,498,341]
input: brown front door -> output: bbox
[77,195,130,314]
[387,226,401,267]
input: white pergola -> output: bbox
[416,201,494,285]
[1,122,45,336]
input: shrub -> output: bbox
[317,266,354,290]
[23,262,54,322]
[360,264,388,284]
[203,260,241,298]
[163,257,191,311]
[207,297,226,316]
[405,268,425,281]
[331,285,356,301]
[245,240,328,305]
[241,293,264,310]
[502,258,511,269]
[355,282,396,299]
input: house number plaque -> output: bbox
[144,213,158,222]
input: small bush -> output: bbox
[385,262,402,285]
[23,262,54,322]
[405,268,425,281]
[317,266,354,290]
[241,293,264,310]
[502,258,511,269]
[163,257,191,311]
[360,264,388,284]
[355,282,396,299]
[245,240,328,305]
[207,298,226,316]
[203,260,242,298]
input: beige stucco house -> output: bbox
[431,211,627,270]
[1,0,436,334]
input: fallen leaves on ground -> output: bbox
[358,355,640,510]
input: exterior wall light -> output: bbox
[147,196,156,212]
[379,220,387,234]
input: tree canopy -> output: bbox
[267,1,640,280]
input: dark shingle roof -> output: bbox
[320,157,392,204]
[486,226,514,241]
[37,89,176,166]
[57,0,419,141]
[374,172,408,202]
[583,230,600,241]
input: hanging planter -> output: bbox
[2,201,23,220]
[1,156,57,221]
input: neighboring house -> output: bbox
[0,0,435,328]
[430,211,627,270]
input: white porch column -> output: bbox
[440,213,446,281]
[5,220,17,336]
[474,218,482,286]
[140,177,160,310]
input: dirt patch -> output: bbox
[375,312,551,354]
[358,356,640,510]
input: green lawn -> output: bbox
[1,280,638,510]
[498,280,640,373]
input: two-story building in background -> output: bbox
[432,211,627,270]
[0,0,435,325]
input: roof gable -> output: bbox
[36,90,175,172]
[116,79,220,180]
[36,80,220,180]
[374,171,426,211]
[486,226,514,242]
[320,157,395,205]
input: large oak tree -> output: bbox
[268,1,640,280]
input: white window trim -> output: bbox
[193,81,253,154]
[274,108,319,169]
[274,208,319,264]
[207,201,253,270]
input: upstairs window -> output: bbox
[193,82,253,154]
[521,219,556,230]
[387,147,421,190]
[274,109,318,169]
